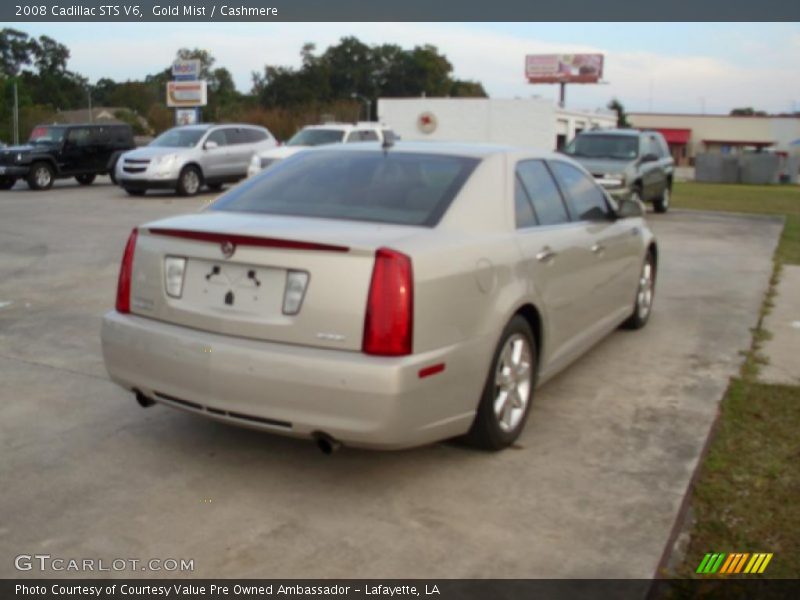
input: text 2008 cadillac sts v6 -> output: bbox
[101,142,657,452]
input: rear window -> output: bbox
[211,150,479,227]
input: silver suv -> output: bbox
[116,124,277,196]
[563,129,674,213]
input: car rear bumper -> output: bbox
[101,311,487,449]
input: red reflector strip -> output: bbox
[148,228,349,253]
[418,363,445,379]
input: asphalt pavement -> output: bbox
[0,179,782,578]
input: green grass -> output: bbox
[666,182,800,580]
[673,182,800,265]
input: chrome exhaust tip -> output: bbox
[135,391,156,408]
[313,432,342,455]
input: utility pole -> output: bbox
[87,85,93,122]
[12,81,19,145]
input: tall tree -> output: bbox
[607,98,631,128]
[252,37,487,112]
[0,28,34,77]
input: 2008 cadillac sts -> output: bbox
[101,142,657,452]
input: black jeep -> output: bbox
[0,123,135,191]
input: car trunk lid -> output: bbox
[128,211,422,352]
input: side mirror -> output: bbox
[204,140,218,150]
[616,196,645,219]
[641,153,658,163]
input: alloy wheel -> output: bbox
[637,259,655,320]
[493,333,533,432]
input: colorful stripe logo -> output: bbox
[696,553,773,575]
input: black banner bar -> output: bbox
[3,0,800,22]
[4,579,800,600]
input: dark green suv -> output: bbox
[0,123,135,191]
[563,129,674,213]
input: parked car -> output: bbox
[116,123,277,197]
[562,129,674,213]
[246,122,396,177]
[101,142,657,452]
[0,123,134,191]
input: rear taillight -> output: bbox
[115,228,138,313]
[363,248,413,356]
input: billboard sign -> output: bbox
[167,81,208,107]
[525,54,604,83]
[172,59,202,79]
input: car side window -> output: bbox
[516,160,571,226]
[514,176,538,229]
[246,129,269,143]
[652,135,669,158]
[358,130,379,142]
[226,128,250,145]
[66,127,91,147]
[346,130,379,143]
[206,129,228,146]
[550,161,612,222]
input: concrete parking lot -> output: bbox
[0,179,782,578]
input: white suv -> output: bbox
[247,122,396,177]
[117,123,277,196]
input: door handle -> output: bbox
[536,247,557,262]
[591,243,605,254]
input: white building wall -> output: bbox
[378,98,614,151]
[628,113,800,156]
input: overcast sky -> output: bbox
[17,22,800,115]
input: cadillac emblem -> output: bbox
[220,240,236,258]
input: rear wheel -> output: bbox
[464,315,536,450]
[75,174,96,186]
[653,186,670,213]
[0,177,16,190]
[622,252,656,330]
[124,188,146,197]
[176,165,202,196]
[27,162,54,191]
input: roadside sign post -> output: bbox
[171,59,205,125]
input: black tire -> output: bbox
[0,177,16,190]
[463,315,537,451]
[108,157,119,185]
[653,185,671,214]
[75,174,96,186]
[123,188,146,197]
[27,162,55,191]
[622,251,657,330]
[207,182,224,192]
[630,184,643,207]
[176,165,202,196]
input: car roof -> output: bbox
[172,124,215,131]
[303,122,386,132]
[304,140,561,160]
[40,123,129,128]
[578,128,642,137]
